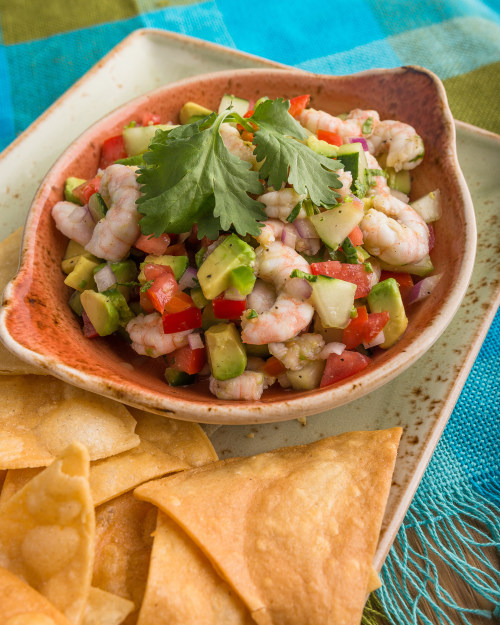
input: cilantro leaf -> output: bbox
[250,99,342,206]
[136,113,266,238]
[362,117,374,135]
[341,237,359,264]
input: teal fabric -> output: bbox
[0,1,499,622]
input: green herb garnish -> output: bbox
[362,117,373,135]
[286,200,303,223]
[246,309,258,319]
[289,269,318,282]
[341,237,359,264]
[140,280,153,293]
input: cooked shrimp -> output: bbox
[299,108,379,140]
[258,188,307,222]
[209,371,265,400]
[85,165,141,261]
[360,194,429,265]
[368,120,424,171]
[246,356,276,388]
[246,279,277,314]
[365,153,390,197]
[254,241,310,294]
[51,201,95,246]
[219,123,257,167]
[126,313,191,358]
[269,334,325,371]
[337,169,353,200]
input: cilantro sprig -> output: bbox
[135,99,343,240]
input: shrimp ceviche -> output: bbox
[53,94,442,400]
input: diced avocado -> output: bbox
[367,278,408,348]
[102,288,134,327]
[179,102,213,125]
[309,198,364,250]
[80,290,120,336]
[306,135,338,158]
[129,300,142,316]
[164,368,196,386]
[195,247,207,268]
[198,234,255,300]
[123,124,177,156]
[61,241,98,274]
[64,256,100,291]
[386,168,411,194]
[108,260,137,300]
[218,94,250,116]
[138,254,189,282]
[64,240,87,260]
[64,177,86,204]
[309,276,357,329]
[205,322,247,381]
[88,192,107,222]
[378,255,434,277]
[68,291,83,316]
[201,302,219,331]
[191,287,209,309]
[229,265,256,296]
[410,189,441,223]
[245,343,270,358]
[336,143,368,194]
[286,360,326,391]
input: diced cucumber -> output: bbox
[164,368,196,386]
[336,143,368,193]
[286,360,326,391]
[88,192,107,222]
[307,135,338,157]
[218,94,250,116]
[309,276,357,329]
[378,255,434,277]
[309,198,364,250]
[123,124,177,156]
[410,189,442,223]
[386,168,411,194]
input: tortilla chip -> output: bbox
[135,427,402,625]
[0,228,47,376]
[0,565,72,625]
[92,491,157,625]
[0,468,6,491]
[0,442,95,625]
[137,511,253,625]
[0,468,42,505]
[82,587,135,625]
[0,375,140,469]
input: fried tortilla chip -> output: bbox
[0,228,47,376]
[82,587,135,625]
[0,375,140,469]
[137,511,253,625]
[0,442,95,625]
[135,427,402,625]
[92,492,157,625]
[0,565,72,625]
[0,468,42,505]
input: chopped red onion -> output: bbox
[363,330,385,349]
[294,217,318,239]
[94,263,117,292]
[406,274,441,305]
[428,223,435,252]
[178,266,198,290]
[290,278,312,300]
[349,137,369,151]
[281,223,297,248]
[302,237,322,255]
[319,342,345,359]
[188,333,204,350]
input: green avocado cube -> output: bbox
[367,278,408,348]
[64,256,100,292]
[80,290,120,336]
[179,101,213,125]
[205,322,247,381]
[64,177,86,204]
[229,265,256,296]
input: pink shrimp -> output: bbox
[126,313,191,358]
[299,108,380,140]
[51,201,95,246]
[367,120,424,171]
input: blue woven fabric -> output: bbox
[0,1,499,622]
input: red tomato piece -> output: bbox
[99,135,127,169]
[167,345,206,375]
[380,271,413,300]
[317,129,343,146]
[162,306,202,334]
[348,225,364,247]
[164,243,188,257]
[134,232,171,255]
[146,270,178,314]
[164,292,195,314]
[241,130,254,142]
[263,356,286,377]
[310,261,371,298]
[73,177,101,205]
[320,351,371,387]
[212,296,247,320]
[143,264,175,281]
[342,306,368,349]
[364,312,390,344]
[139,291,155,314]
[289,95,310,118]
[141,112,161,126]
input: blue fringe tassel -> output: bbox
[372,475,500,624]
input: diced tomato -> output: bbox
[167,345,206,375]
[164,292,195,314]
[317,129,343,146]
[99,135,127,169]
[141,112,161,126]
[348,225,364,247]
[139,291,155,313]
[263,356,286,377]
[237,110,257,133]
[363,311,390,344]
[164,243,188,257]
[243,110,255,118]
[320,351,371,387]
[162,306,202,334]
[143,263,174,281]
[145,269,178,313]
[342,306,368,349]
[82,311,99,338]
[212,295,247,320]
[310,261,371,298]
[289,95,310,118]
[134,232,171,255]
[72,177,101,205]
[380,271,413,300]
[241,130,254,142]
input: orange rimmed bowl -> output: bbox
[0,67,476,424]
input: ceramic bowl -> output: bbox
[0,67,476,424]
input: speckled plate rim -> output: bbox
[0,63,477,424]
